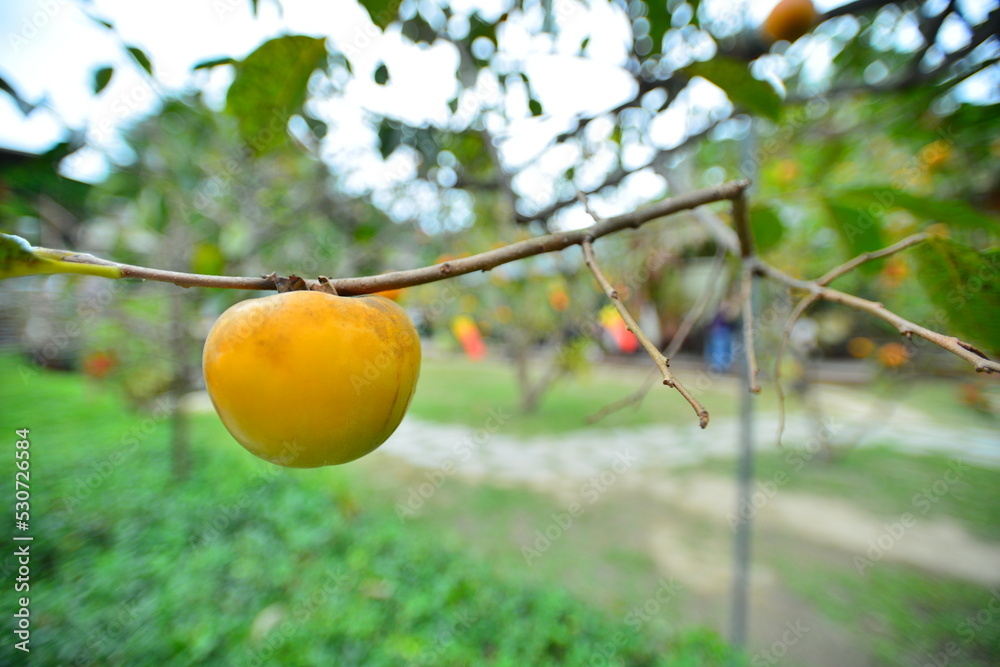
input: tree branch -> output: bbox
[581,238,709,428]
[773,292,820,446]
[517,119,727,226]
[586,245,728,424]
[753,259,1000,374]
[816,232,931,286]
[32,180,751,294]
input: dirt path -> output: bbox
[381,406,1000,584]
[377,405,999,666]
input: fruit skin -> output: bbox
[203,291,421,468]
[763,0,817,44]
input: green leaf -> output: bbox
[94,67,114,94]
[400,17,438,44]
[127,46,153,76]
[225,35,327,155]
[645,0,671,55]
[748,204,784,253]
[193,57,237,71]
[682,57,782,121]
[360,0,399,29]
[822,200,884,267]
[835,188,998,231]
[528,98,543,117]
[374,62,389,85]
[191,242,226,276]
[378,120,401,159]
[912,238,1000,355]
[0,233,123,281]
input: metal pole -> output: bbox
[731,107,757,658]
[730,332,755,655]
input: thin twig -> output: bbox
[586,245,728,423]
[754,260,1000,374]
[581,238,710,428]
[731,190,754,259]
[816,232,931,286]
[35,180,751,294]
[773,293,820,447]
[518,119,730,226]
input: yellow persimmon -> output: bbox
[762,0,817,44]
[203,290,421,468]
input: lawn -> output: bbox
[3,352,998,666]
[0,355,735,666]
[406,352,993,438]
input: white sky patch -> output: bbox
[347,31,460,126]
[523,54,637,117]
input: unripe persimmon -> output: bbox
[202,290,421,468]
[763,0,817,44]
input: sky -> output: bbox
[0,0,995,200]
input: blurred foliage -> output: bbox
[912,238,1000,356]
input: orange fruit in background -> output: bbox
[373,272,405,301]
[847,337,875,359]
[82,351,118,379]
[920,140,951,169]
[375,287,404,301]
[548,287,570,312]
[762,0,818,43]
[880,257,910,288]
[877,342,910,368]
[202,291,421,468]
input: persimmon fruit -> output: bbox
[762,0,817,44]
[877,342,910,369]
[202,290,421,468]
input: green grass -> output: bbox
[0,355,734,666]
[771,547,1000,666]
[407,355,993,438]
[407,356,741,436]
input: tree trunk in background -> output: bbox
[169,290,192,481]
